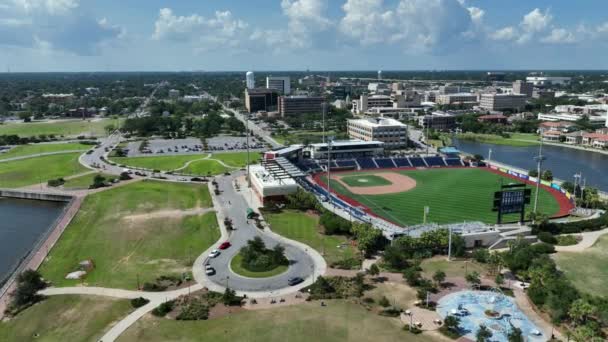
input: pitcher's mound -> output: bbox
[334,172,416,195]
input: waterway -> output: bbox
[0,198,66,285]
[453,139,608,191]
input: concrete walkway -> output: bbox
[513,288,563,341]
[555,228,608,252]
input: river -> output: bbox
[453,139,608,191]
[0,198,66,285]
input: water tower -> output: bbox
[246,71,255,89]
[377,70,382,81]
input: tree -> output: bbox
[571,324,601,342]
[466,271,481,288]
[368,264,380,278]
[432,270,446,287]
[476,324,492,342]
[507,327,523,342]
[351,223,386,257]
[18,111,31,122]
[222,288,241,306]
[542,170,554,181]
[495,274,505,288]
[443,315,460,332]
[568,299,596,326]
[91,174,106,189]
[528,169,539,177]
[10,270,47,310]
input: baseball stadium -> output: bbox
[312,165,574,226]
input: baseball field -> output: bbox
[316,168,571,226]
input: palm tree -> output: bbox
[476,324,492,342]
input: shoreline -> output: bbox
[456,134,608,156]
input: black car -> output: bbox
[287,277,304,286]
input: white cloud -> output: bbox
[521,8,552,33]
[490,26,517,41]
[541,28,576,44]
[467,6,484,25]
[10,0,79,15]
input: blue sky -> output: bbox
[1,0,608,71]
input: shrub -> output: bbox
[404,325,422,334]
[557,235,578,246]
[362,297,375,304]
[7,270,47,315]
[536,212,608,235]
[379,307,401,317]
[176,300,210,320]
[330,257,362,270]
[130,297,150,308]
[151,301,175,317]
[47,178,65,187]
[119,172,132,180]
[530,242,556,254]
[472,249,490,263]
[378,296,390,307]
[320,211,352,235]
[142,282,168,292]
[538,232,557,244]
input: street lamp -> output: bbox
[533,129,546,217]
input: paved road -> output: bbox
[222,106,283,149]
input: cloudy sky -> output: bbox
[1,0,608,71]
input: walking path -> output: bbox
[513,288,563,340]
[555,227,608,252]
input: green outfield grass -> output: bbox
[0,153,88,188]
[323,168,561,225]
[340,174,392,187]
[39,181,219,289]
[0,118,122,138]
[554,235,608,297]
[62,172,117,189]
[0,142,90,160]
[0,295,132,342]
[265,210,358,265]
[230,253,288,278]
[118,300,438,342]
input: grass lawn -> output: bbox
[182,159,229,176]
[229,253,288,278]
[0,153,88,188]
[118,300,439,342]
[111,152,257,174]
[554,234,608,297]
[365,282,418,308]
[0,295,132,342]
[265,210,358,266]
[324,168,561,226]
[456,133,538,147]
[340,174,392,187]
[211,151,261,167]
[62,172,117,189]
[0,143,90,160]
[111,154,208,171]
[420,257,488,279]
[0,118,123,138]
[39,181,219,289]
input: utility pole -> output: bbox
[573,173,581,207]
[246,117,251,188]
[327,139,333,206]
[447,225,452,262]
[322,102,327,144]
[488,148,493,163]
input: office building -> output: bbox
[266,76,291,94]
[436,93,478,106]
[347,118,408,149]
[306,140,385,159]
[392,90,422,108]
[246,71,255,89]
[479,93,527,111]
[418,112,456,131]
[486,72,506,82]
[245,88,279,113]
[278,96,325,117]
[532,89,555,100]
[513,80,533,97]
[525,76,572,87]
[351,94,392,114]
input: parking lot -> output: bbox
[125,136,266,157]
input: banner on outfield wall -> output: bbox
[487,164,573,201]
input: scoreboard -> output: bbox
[493,184,531,224]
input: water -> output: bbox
[454,139,608,191]
[0,198,66,284]
[437,290,545,342]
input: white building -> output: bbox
[266,76,291,94]
[436,93,478,106]
[169,89,180,99]
[306,140,385,159]
[479,93,527,111]
[347,117,408,149]
[526,76,572,87]
[246,71,255,89]
[351,94,392,114]
[249,164,298,204]
[537,112,608,126]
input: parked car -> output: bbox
[209,249,220,258]
[205,265,215,275]
[219,242,231,250]
[287,277,304,286]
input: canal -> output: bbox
[0,198,66,285]
[453,139,608,192]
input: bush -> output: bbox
[379,307,401,317]
[7,270,47,315]
[538,232,557,244]
[530,242,556,254]
[378,296,390,307]
[130,297,150,308]
[330,257,362,270]
[404,325,423,334]
[557,235,578,246]
[47,178,65,187]
[119,172,132,180]
[472,248,490,263]
[239,237,288,272]
[536,212,608,235]
[320,211,352,235]
[142,282,168,292]
[151,301,175,317]
[362,297,375,304]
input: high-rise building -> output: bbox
[479,93,527,111]
[348,117,408,149]
[378,70,383,80]
[266,76,291,94]
[278,96,325,117]
[245,88,279,113]
[246,71,255,89]
[513,80,533,97]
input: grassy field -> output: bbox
[341,174,392,187]
[265,211,358,265]
[324,168,561,225]
[118,300,439,342]
[111,154,208,170]
[0,143,90,160]
[0,295,132,342]
[230,253,288,278]
[420,257,488,279]
[0,153,88,188]
[456,133,538,147]
[62,172,117,189]
[182,159,229,176]
[366,282,418,308]
[554,235,608,297]
[0,118,122,138]
[112,151,258,174]
[211,151,261,167]
[39,181,219,289]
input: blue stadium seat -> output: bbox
[393,158,412,167]
[336,160,357,168]
[445,158,463,166]
[356,158,378,169]
[374,158,396,168]
[424,156,446,167]
[408,157,426,167]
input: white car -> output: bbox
[205,265,215,275]
[209,249,220,258]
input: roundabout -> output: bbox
[229,253,288,279]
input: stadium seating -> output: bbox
[336,159,358,168]
[392,158,412,167]
[374,158,396,169]
[445,158,464,166]
[356,158,378,169]
[424,156,446,167]
[408,157,426,167]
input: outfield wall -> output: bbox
[487,164,574,201]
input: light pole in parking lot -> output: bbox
[246,117,251,188]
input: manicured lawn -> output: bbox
[554,235,608,297]
[420,257,488,279]
[118,300,439,342]
[340,174,392,187]
[182,159,229,176]
[229,253,288,278]
[62,172,117,189]
[0,143,90,160]
[324,168,561,226]
[0,295,132,342]
[39,181,219,289]
[0,153,88,188]
[211,151,261,167]
[0,118,122,138]
[111,155,208,171]
[265,211,358,265]
[456,133,538,147]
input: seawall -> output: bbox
[0,189,72,202]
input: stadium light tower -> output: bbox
[533,129,546,216]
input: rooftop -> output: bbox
[310,139,385,148]
[348,117,407,127]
